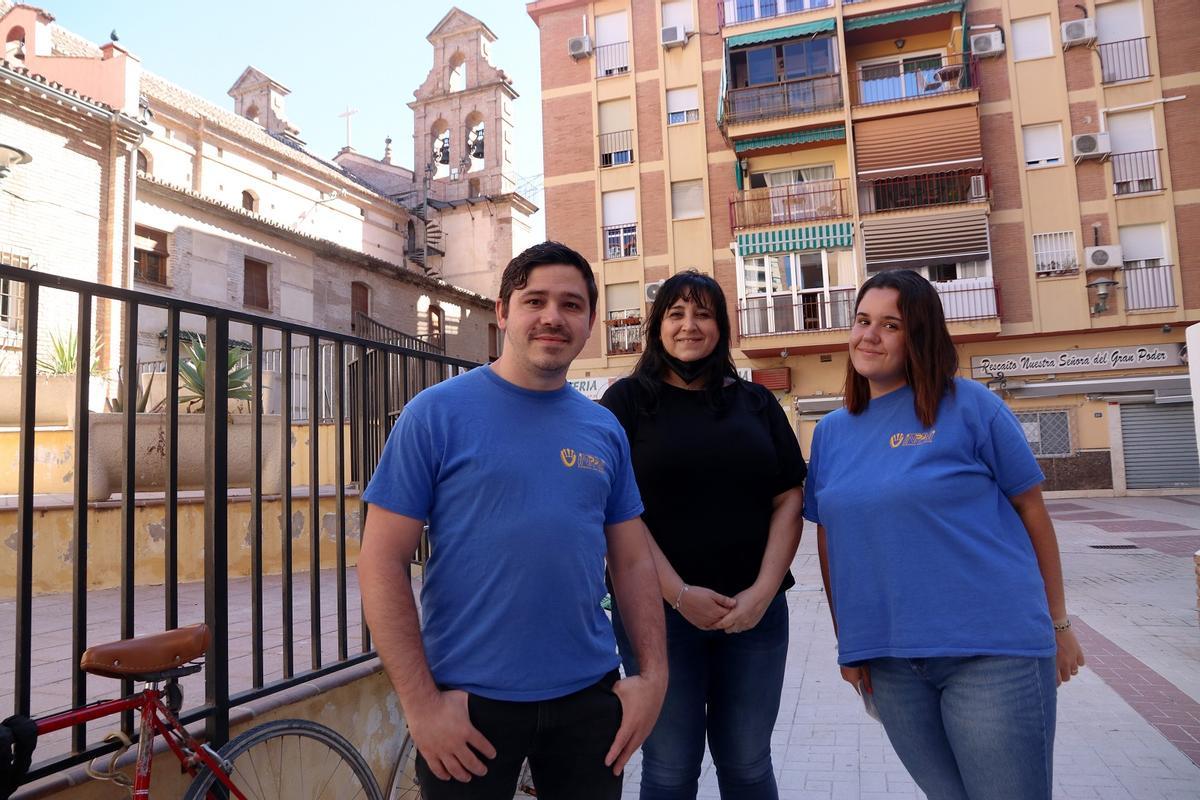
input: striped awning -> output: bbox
[844,0,963,31]
[727,18,837,48]
[734,125,846,153]
[862,211,989,269]
[737,222,854,255]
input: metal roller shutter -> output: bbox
[1120,403,1200,489]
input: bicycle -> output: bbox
[33,623,384,799]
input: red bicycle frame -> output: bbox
[35,688,246,800]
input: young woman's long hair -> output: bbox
[844,269,958,427]
[632,270,738,410]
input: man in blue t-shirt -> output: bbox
[359,241,667,800]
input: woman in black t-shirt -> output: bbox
[600,271,806,800]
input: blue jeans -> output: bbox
[612,593,789,800]
[867,656,1057,800]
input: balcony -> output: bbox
[599,129,634,168]
[605,313,643,355]
[852,54,977,107]
[1112,150,1162,196]
[932,276,999,322]
[595,41,630,78]
[724,74,842,125]
[603,223,639,260]
[858,170,987,214]
[1099,37,1151,83]
[739,288,856,337]
[718,0,832,27]
[730,178,848,229]
[1122,263,1176,311]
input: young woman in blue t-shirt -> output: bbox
[804,269,1085,800]
[600,271,807,800]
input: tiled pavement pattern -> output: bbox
[3,496,1199,798]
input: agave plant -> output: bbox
[36,328,102,375]
[178,338,253,412]
[105,369,157,413]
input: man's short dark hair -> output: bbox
[498,241,598,314]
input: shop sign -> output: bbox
[568,377,615,400]
[971,343,1186,378]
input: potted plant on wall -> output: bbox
[0,328,106,426]
[87,337,282,501]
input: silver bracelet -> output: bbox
[672,583,690,610]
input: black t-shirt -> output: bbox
[600,377,808,598]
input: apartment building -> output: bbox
[527,0,1199,493]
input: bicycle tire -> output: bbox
[384,729,422,800]
[182,718,384,800]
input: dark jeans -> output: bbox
[415,671,624,800]
[613,593,789,800]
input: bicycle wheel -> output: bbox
[183,718,384,800]
[384,729,422,800]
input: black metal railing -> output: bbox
[603,224,639,260]
[717,0,832,27]
[595,42,630,78]
[858,169,988,214]
[853,53,978,106]
[1122,263,1176,311]
[2,263,478,784]
[724,73,842,124]
[599,130,635,168]
[1111,149,1162,195]
[353,311,442,354]
[1099,37,1151,83]
[730,178,848,229]
[605,315,642,355]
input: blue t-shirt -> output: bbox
[803,378,1054,665]
[362,365,643,701]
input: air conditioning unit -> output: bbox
[1072,131,1111,160]
[645,280,665,302]
[661,25,687,49]
[968,174,988,202]
[568,35,593,59]
[1085,245,1123,270]
[1061,18,1096,48]
[970,30,1005,57]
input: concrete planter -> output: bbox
[0,375,108,427]
[86,412,283,501]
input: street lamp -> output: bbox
[1086,277,1119,314]
[0,144,31,180]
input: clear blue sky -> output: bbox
[49,0,545,206]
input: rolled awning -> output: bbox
[737,222,854,255]
[844,0,963,31]
[862,211,989,269]
[855,107,982,179]
[727,18,837,48]
[734,125,846,153]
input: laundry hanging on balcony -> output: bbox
[737,222,853,256]
[862,211,989,269]
[854,107,982,179]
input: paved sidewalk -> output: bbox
[618,495,1200,800]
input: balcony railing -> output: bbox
[599,129,635,168]
[1123,263,1176,311]
[933,276,1000,321]
[853,54,978,106]
[1112,149,1162,196]
[718,0,832,28]
[605,314,643,355]
[739,288,856,337]
[1099,37,1151,83]
[858,170,987,214]
[595,41,630,78]
[730,178,848,229]
[724,73,842,125]
[603,223,639,260]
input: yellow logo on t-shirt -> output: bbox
[890,430,937,448]
[561,447,606,472]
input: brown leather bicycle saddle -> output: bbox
[80,624,210,680]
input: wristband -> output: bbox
[1052,617,1071,632]
[672,583,690,610]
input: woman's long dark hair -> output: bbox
[632,270,738,410]
[843,269,958,428]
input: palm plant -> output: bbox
[178,339,253,412]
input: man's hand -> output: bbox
[604,673,667,775]
[676,585,737,630]
[840,664,871,695]
[405,690,497,783]
[713,584,774,634]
